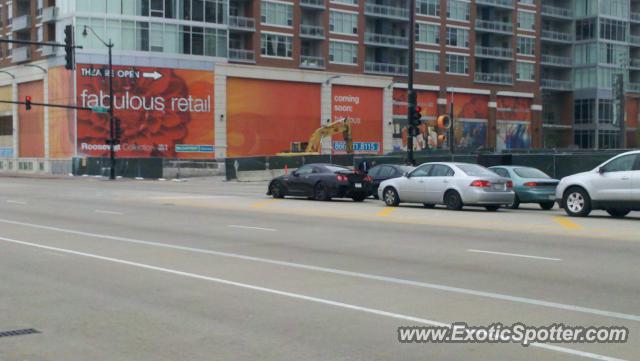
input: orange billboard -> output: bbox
[446,93,489,120]
[331,85,383,154]
[48,67,75,158]
[77,65,214,158]
[496,96,532,121]
[18,80,45,158]
[227,78,321,156]
[392,89,438,117]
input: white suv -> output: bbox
[556,151,640,217]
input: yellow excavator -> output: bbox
[278,118,353,155]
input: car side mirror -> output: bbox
[292,171,299,177]
[597,167,605,174]
[404,172,410,178]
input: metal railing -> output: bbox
[541,78,573,90]
[475,0,514,9]
[631,12,640,22]
[364,3,410,20]
[541,54,572,66]
[630,58,640,68]
[12,14,31,31]
[541,29,574,42]
[627,82,640,93]
[475,46,513,59]
[228,48,255,63]
[364,32,409,48]
[228,16,256,31]
[41,6,59,22]
[630,35,640,45]
[300,24,325,38]
[474,72,513,84]
[300,55,325,68]
[364,61,408,75]
[541,5,573,18]
[11,46,31,63]
[475,19,514,34]
[300,0,326,8]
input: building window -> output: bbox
[261,33,293,58]
[517,36,535,56]
[599,18,627,42]
[598,99,614,124]
[517,62,535,81]
[574,67,597,89]
[416,51,439,72]
[329,11,358,35]
[574,129,595,149]
[416,23,439,44]
[574,99,595,124]
[332,0,358,5]
[417,0,440,17]
[446,0,469,21]
[329,41,358,64]
[517,11,535,31]
[446,54,468,74]
[261,1,293,27]
[576,19,596,41]
[599,130,620,149]
[446,27,469,47]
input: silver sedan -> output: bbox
[378,162,515,211]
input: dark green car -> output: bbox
[489,166,559,210]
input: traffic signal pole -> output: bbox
[107,42,116,180]
[406,0,416,166]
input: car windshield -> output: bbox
[513,167,550,179]
[325,166,351,173]
[456,164,495,177]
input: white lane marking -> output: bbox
[6,200,27,205]
[228,225,277,232]
[0,235,628,361]
[0,217,638,323]
[468,249,563,262]
[94,210,123,215]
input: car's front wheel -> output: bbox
[509,195,520,210]
[606,209,631,218]
[563,187,591,217]
[539,201,555,210]
[383,187,400,207]
[269,181,285,199]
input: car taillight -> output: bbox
[364,175,372,182]
[523,182,538,187]
[470,180,491,187]
[506,180,513,189]
[336,174,348,182]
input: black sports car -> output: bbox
[267,163,372,201]
[367,164,414,198]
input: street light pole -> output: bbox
[406,0,416,165]
[83,26,116,179]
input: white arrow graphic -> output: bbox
[142,71,162,80]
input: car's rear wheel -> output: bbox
[383,187,400,207]
[352,194,367,202]
[314,182,331,201]
[563,187,591,217]
[269,181,285,199]
[539,201,555,210]
[444,191,463,211]
[423,203,435,209]
[509,195,520,209]
[606,209,631,218]
[485,205,500,212]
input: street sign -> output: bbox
[92,106,109,113]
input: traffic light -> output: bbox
[113,118,122,145]
[407,91,423,127]
[25,96,32,111]
[64,25,75,70]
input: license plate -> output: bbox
[493,184,503,190]
[355,183,362,188]
[548,195,555,200]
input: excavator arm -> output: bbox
[305,118,352,153]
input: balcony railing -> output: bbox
[364,32,409,48]
[541,79,573,90]
[630,58,640,69]
[475,19,514,34]
[41,6,59,23]
[474,72,513,85]
[631,12,640,22]
[364,3,410,20]
[12,14,31,32]
[364,61,408,75]
[475,0,514,9]
[541,54,572,66]
[40,45,56,57]
[300,55,325,69]
[627,82,640,93]
[630,35,640,46]
[11,46,31,63]
[300,0,325,9]
[541,29,574,42]
[541,5,573,18]
[228,48,255,63]
[228,16,256,31]
[475,46,513,60]
[300,24,325,39]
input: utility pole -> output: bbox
[449,90,455,154]
[615,73,626,149]
[406,0,417,165]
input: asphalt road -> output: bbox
[0,176,638,361]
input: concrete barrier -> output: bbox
[0,158,72,176]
